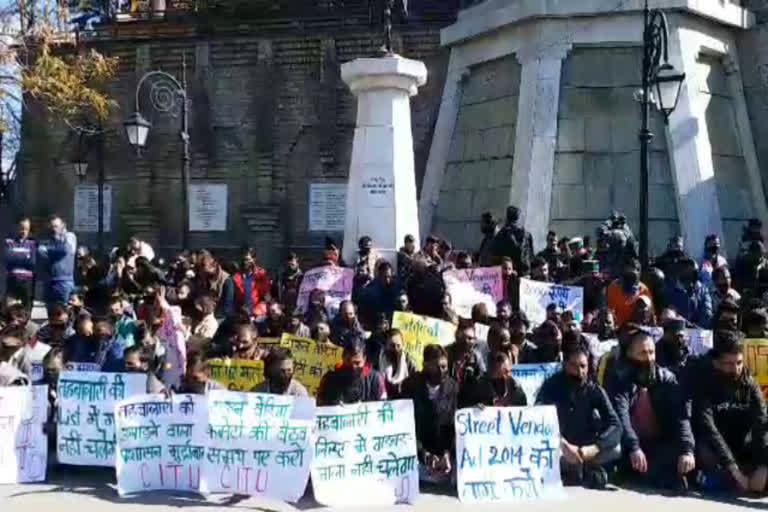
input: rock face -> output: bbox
[16,3,458,269]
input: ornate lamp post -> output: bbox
[638,0,685,268]
[123,54,190,249]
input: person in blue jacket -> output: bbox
[3,215,36,310]
[37,214,77,312]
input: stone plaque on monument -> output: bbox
[309,183,347,232]
[73,184,112,233]
[189,183,227,231]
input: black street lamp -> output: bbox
[123,53,190,250]
[639,0,686,269]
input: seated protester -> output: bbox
[656,318,691,380]
[666,258,713,329]
[8,328,51,382]
[546,303,564,326]
[358,261,401,328]
[0,328,24,363]
[106,294,138,349]
[711,267,741,313]
[231,323,265,361]
[133,320,167,383]
[394,291,411,313]
[311,321,333,347]
[305,289,329,329]
[446,320,487,390]
[458,351,527,408]
[62,312,97,364]
[67,291,91,324]
[401,344,458,485]
[251,347,309,397]
[439,292,459,326]
[177,351,224,395]
[123,345,166,393]
[284,308,311,339]
[378,328,417,399]
[530,256,551,283]
[693,330,768,494]
[743,307,768,339]
[330,300,365,346]
[471,303,492,327]
[1,303,39,342]
[35,303,74,346]
[210,306,253,352]
[190,294,219,340]
[606,258,654,327]
[495,300,513,330]
[365,313,390,367]
[537,343,621,489]
[713,298,740,332]
[522,320,562,364]
[257,301,285,338]
[606,330,695,490]
[627,295,656,326]
[316,335,386,406]
[487,324,518,366]
[510,312,538,363]
[94,318,126,372]
[562,329,597,382]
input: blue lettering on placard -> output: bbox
[456,410,502,436]
[459,447,477,469]
[507,410,554,437]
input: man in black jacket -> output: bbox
[316,335,386,406]
[607,330,696,490]
[537,343,621,489]
[693,330,768,493]
[401,344,458,485]
[491,205,534,272]
[655,318,691,380]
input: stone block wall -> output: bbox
[551,47,679,256]
[433,55,521,250]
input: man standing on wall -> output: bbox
[3,215,36,311]
[37,214,77,312]
[492,206,534,273]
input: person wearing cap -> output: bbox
[606,258,654,327]
[666,257,713,329]
[700,234,728,291]
[656,318,690,380]
[477,212,500,267]
[569,260,607,321]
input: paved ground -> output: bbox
[1,467,766,512]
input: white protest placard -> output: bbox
[115,394,207,496]
[189,183,227,231]
[311,400,419,507]
[57,371,146,466]
[309,183,347,232]
[455,406,565,504]
[203,391,314,501]
[583,334,619,360]
[74,184,112,233]
[519,278,584,326]
[0,385,48,484]
[512,363,560,404]
[65,362,101,372]
[296,266,354,318]
[443,267,503,318]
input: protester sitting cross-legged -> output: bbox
[251,346,309,397]
[401,344,458,486]
[692,330,768,494]
[458,351,527,408]
[606,329,695,491]
[316,333,386,406]
[537,342,621,489]
[177,351,224,395]
[378,328,417,399]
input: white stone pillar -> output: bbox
[665,29,725,254]
[510,44,571,253]
[341,56,427,266]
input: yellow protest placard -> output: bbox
[391,311,456,369]
[208,358,265,391]
[258,337,281,347]
[280,333,343,396]
[744,339,768,399]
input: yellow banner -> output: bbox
[280,334,343,396]
[258,337,281,346]
[391,311,456,370]
[208,358,265,391]
[744,338,768,399]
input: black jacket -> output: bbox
[401,373,458,460]
[492,224,534,272]
[458,375,527,408]
[537,371,621,451]
[692,355,768,468]
[316,366,385,406]
[606,362,694,456]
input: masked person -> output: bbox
[711,267,741,313]
[446,320,487,391]
[230,323,264,361]
[607,330,695,490]
[655,319,690,380]
[37,214,77,311]
[316,335,386,405]
[178,351,224,395]
[527,320,562,363]
[257,301,285,338]
[272,252,302,314]
[378,329,417,399]
[666,258,713,329]
[401,344,458,485]
[692,330,768,494]
[252,347,309,396]
[233,247,271,319]
[459,351,526,408]
[607,258,654,327]
[330,300,364,346]
[537,343,621,489]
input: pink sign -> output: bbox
[442,266,504,318]
[297,266,355,318]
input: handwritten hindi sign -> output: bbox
[311,400,419,507]
[455,406,564,504]
[392,312,455,370]
[512,363,560,404]
[297,266,354,318]
[208,359,265,392]
[57,371,146,466]
[203,391,314,501]
[115,394,207,495]
[443,267,503,318]
[280,334,342,396]
[744,339,768,399]
[0,385,48,483]
[519,279,584,326]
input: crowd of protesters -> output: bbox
[2,206,768,497]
